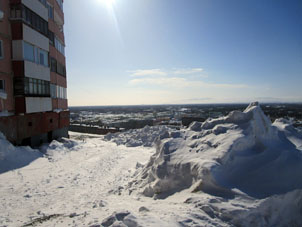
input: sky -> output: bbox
[64,0,302,106]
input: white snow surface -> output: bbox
[0,132,42,174]
[0,102,302,226]
[104,125,171,147]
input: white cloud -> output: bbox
[129,77,186,87]
[129,77,247,89]
[173,68,203,75]
[129,67,205,77]
[129,69,167,77]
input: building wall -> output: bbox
[52,98,68,110]
[0,0,69,146]
[25,97,52,113]
[0,0,14,112]
[48,0,67,111]
[12,40,24,60]
[0,110,70,145]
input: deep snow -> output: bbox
[0,102,302,226]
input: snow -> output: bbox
[130,102,302,200]
[0,132,42,174]
[0,102,302,226]
[104,125,171,147]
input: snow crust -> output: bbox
[129,102,302,199]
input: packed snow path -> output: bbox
[0,134,197,226]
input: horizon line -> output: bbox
[68,101,302,108]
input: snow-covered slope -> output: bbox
[130,102,302,199]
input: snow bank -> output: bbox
[0,132,42,173]
[104,125,172,147]
[130,102,302,199]
[40,138,80,161]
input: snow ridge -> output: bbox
[129,102,302,199]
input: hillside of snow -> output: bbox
[1,102,302,226]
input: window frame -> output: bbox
[47,3,54,20]
[14,77,50,97]
[0,40,3,59]
[0,80,5,92]
[23,41,49,67]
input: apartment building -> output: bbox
[0,0,69,146]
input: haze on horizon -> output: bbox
[65,0,302,106]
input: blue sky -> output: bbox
[64,0,302,106]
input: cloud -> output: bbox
[129,77,186,87]
[173,68,203,75]
[129,69,167,77]
[129,77,247,89]
[129,67,205,77]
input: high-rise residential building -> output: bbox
[0,0,69,146]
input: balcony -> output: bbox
[21,0,48,21]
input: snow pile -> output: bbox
[105,125,172,147]
[232,189,302,226]
[184,188,302,227]
[40,138,80,161]
[273,118,302,150]
[131,102,302,199]
[0,132,42,173]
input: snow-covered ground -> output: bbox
[0,102,302,226]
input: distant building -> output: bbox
[0,0,69,146]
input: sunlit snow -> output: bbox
[0,102,301,226]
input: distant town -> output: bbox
[69,103,302,134]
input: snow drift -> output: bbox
[105,125,171,147]
[130,102,302,199]
[0,132,42,173]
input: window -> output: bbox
[0,40,3,59]
[55,37,65,56]
[23,41,49,67]
[38,49,48,67]
[50,84,66,99]
[47,3,54,20]
[57,62,66,76]
[50,84,56,98]
[23,42,35,62]
[48,30,55,46]
[50,57,66,77]
[10,5,22,19]
[10,5,48,38]
[50,57,57,72]
[14,77,50,97]
[0,80,5,92]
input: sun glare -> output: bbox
[96,0,115,8]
